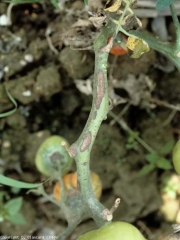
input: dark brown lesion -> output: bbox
[80,132,92,152]
[93,111,97,120]
[96,71,105,109]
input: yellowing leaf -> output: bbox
[104,0,121,12]
[126,37,150,58]
[126,37,138,50]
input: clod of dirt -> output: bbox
[140,117,174,152]
[60,90,82,116]
[1,70,37,108]
[91,124,127,189]
[113,170,161,222]
[1,128,29,169]
[6,111,27,129]
[156,71,180,104]
[34,65,62,99]
[58,47,94,79]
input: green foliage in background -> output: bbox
[0,193,26,225]
[126,131,139,150]
[139,139,175,175]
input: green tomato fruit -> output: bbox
[77,222,146,240]
[172,140,180,175]
[35,135,73,177]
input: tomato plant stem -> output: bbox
[170,3,180,53]
[69,22,114,227]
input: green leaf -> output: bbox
[156,157,172,170]
[156,0,174,10]
[4,197,23,215]
[8,213,26,225]
[50,0,60,9]
[0,174,42,189]
[159,139,175,155]
[0,87,17,118]
[139,164,155,176]
[84,0,88,5]
[145,153,158,164]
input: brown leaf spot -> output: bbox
[96,71,105,109]
[93,111,97,120]
[80,132,92,152]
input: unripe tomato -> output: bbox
[77,222,146,240]
[35,136,73,177]
[53,171,102,201]
[172,140,180,175]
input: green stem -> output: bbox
[170,3,180,51]
[115,0,131,36]
[69,26,111,227]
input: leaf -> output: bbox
[0,174,42,189]
[8,213,26,225]
[84,0,88,5]
[4,197,23,215]
[145,153,158,164]
[139,164,155,176]
[156,157,172,170]
[0,87,17,118]
[50,0,60,9]
[126,37,149,58]
[104,0,122,12]
[159,139,175,155]
[156,0,174,10]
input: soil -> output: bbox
[0,0,180,239]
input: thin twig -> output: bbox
[150,97,180,111]
[109,111,155,153]
[46,35,59,55]
[109,102,131,126]
[162,109,177,127]
[6,3,15,25]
